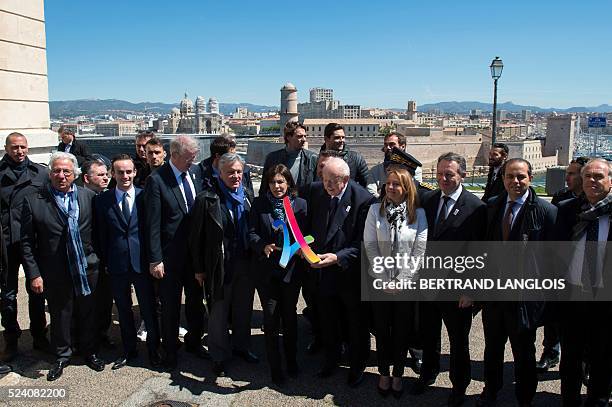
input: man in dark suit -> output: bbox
[482,142,508,202]
[307,157,376,387]
[0,133,49,361]
[260,121,317,196]
[413,152,487,406]
[191,153,258,377]
[133,131,154,186]
[94,154,161,370]
[144,135,208,369]
[194,134,253,195]
[478,158,557,407]
[555,158,612,407]
[57,126,91,166]
[21,152,105,381]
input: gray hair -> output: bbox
[49,152,81,177]
[581,158,612,178]
[324,157,350,178]
[437,152,467,177]
[169,135,199,156]
[218,152,245,170]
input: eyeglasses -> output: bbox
[51,169,73,176]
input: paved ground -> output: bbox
[0,276,578,407]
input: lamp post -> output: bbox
[490,56,504,144]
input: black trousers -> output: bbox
[258,277,301,373]
[420,301,473,393]
[560,302,612,407]
[182,269,205,349]
[0,243,47,340]
[95,268,113,344]
[542,322,561,355]
[110,269,160,355]
[45,277,97,362]
[301,271,321,342]
[317,289,370,372]
[482,302,537,404]
[372,301,416,377]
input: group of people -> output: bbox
[0,122,610,407]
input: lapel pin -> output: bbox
[346,205,351,212]
[453,208,459,216]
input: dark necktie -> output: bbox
[327,196,339,229]
[502,201,516,241]
[121,192,131,223]
[582,219,599,290]
[434,196,451,235]
[181,172,194,211]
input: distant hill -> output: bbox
[412,101,612,114]
[50,99,279,118]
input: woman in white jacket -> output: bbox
[364,166,428,398]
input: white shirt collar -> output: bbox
[331,183,349,202]
[169,159,184,180]
[507,189,529,205]
[442,183,463,201]
[115,185,135,201]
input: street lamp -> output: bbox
[490,56,504,144]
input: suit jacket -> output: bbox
[57,139,91,166]
[20,185,99,289]
[421,187,487,242]
[94,187,146,275]
[482,166,505,202]
[193,157,254,197]
[306,180,376,296]
[0,156,49,244]
[248,195,307,285]
[486,187,557,329]
[144,162,202,272]
[189,180,254,304]
[259,148,318,195]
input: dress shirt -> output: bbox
[115,186,136,214]
[169,160,196,210]
[504,189,529,229]
[436,184,463,222]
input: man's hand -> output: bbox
[150,262,165,279]
[263,243,278,258]
[310,253,338,269]
[458,295,473,308]
[195,273,205,287]
[30,277,43,294]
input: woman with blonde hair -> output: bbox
[364,165,428,398]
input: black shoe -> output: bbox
[33,335,51,352]
[391,377,404,399]
[347,369,365,388]
[536,352,559,372]
[0,341,17,362]
[411,357,423,375]
[47,360,68,381]
[233,349,259,363]
[448,392,466,407]
[286,360,299,378]
[306,339,322,354]
[213,361,226,377]
[186,344,211,360]
[0,364,12,375]
[112,350,138,370]
[316,363,337,378]
[85,354,105,372]
[475,392,497,407]
[148,350,162,368]
[409,376,436,395]
[377,381,391,398]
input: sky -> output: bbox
[45,0,612,109]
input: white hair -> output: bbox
[324,157,350,178]
[169,135,199,156]
[49,152,81,177]
[581,158,612,178]
[218,152,245,169]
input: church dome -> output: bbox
[180,93,193,114]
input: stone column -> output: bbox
[0,0,57,163]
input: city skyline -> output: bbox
[46,0,611,109]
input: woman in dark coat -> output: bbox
[248,164,307,385]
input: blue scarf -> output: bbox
[49,185,91,296]
[218,180,248,250]
[265,191,294,222]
